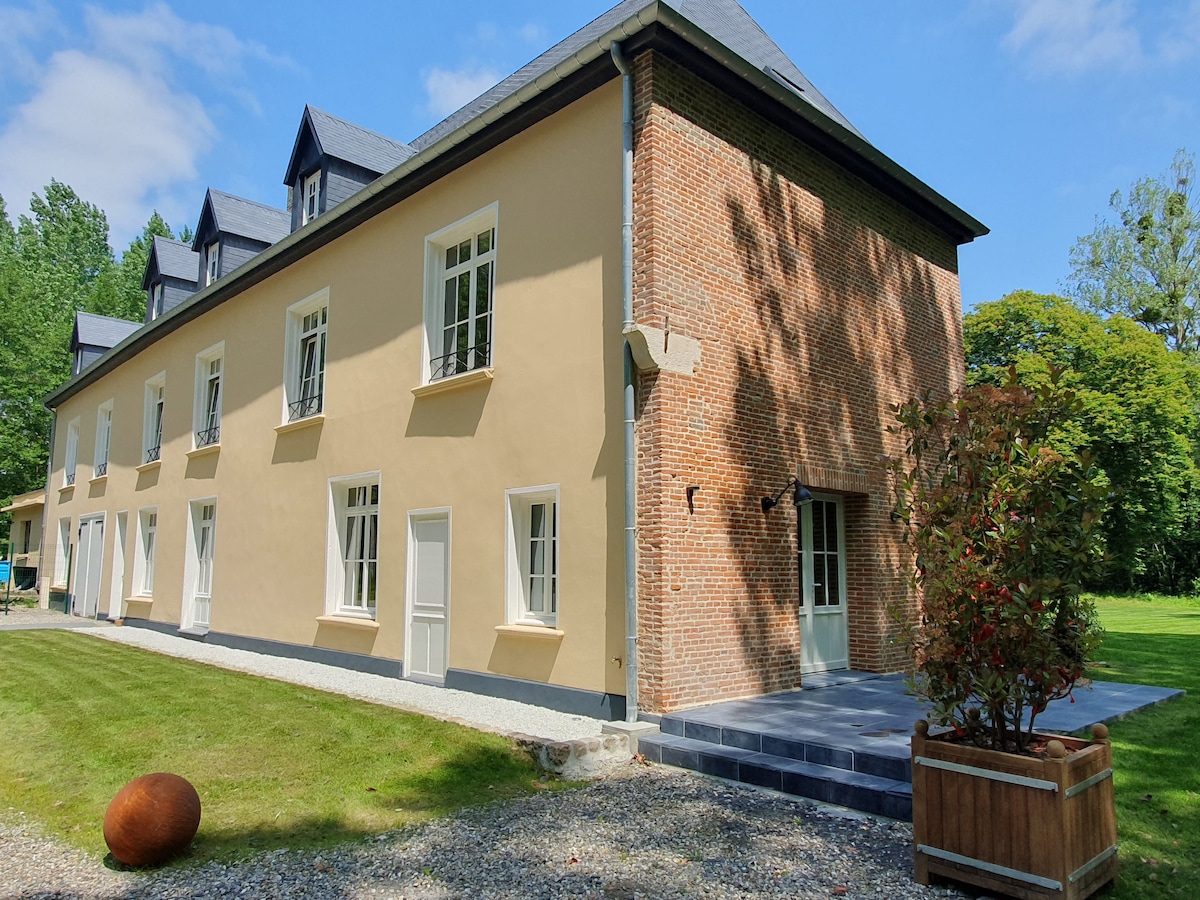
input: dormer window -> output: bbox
[303,171,321,225]
[206,241,220,286]
[150,283,164,320]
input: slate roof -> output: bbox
[197,189,290,247]
[142,236,200,289]
[72,311,141,350]
[411,0,865,154]
[284,106,415,185]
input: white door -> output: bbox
[73,514,105,618]
[799,496,849,674]
[406,512,450,682]
[108,511,127,620]
[187,501,216,629]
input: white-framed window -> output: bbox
[205,241,220,286]
[63,418,80,487]
[325,473,380,618]
[423,205,497,383]
[150,282,164,320]
[193,343,223,448]
[53,518,71,586]
[302,170,321,225]
[94,401,112,477]
[283,288,329,422]
[134,508,158,596]
[505,485,559,626]
[184,499,216,629]
[143,373,166,463]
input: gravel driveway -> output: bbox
[2,767,969,899]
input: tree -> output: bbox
[89,211,174,322]
[965,291,1200,593]
[1069,149,1200,357]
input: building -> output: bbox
[3,489,45,591]
[41,0,985,719]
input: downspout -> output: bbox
[39,409,55,608]
[610,42,638,724]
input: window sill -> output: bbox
[135,460,161,474]
[494,623,564,640]
[275,414,324,436]
[58,484,74,495]
[187,444,220,460]
[411,367,494,398]
[316,614,379,631]
[88,475,107,486]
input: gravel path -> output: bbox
[2,609,971,898]
[2,769,968,899]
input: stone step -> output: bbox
[639,733,913,821]
[658,714,911,783]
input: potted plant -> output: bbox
[888,371,1117,900]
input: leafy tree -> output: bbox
[0,185,186,532]
[1069,149,1200,356]
[965,291,1200,592]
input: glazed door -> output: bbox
[799,496,849,673]
[406,512,450,682]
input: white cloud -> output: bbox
[0,3,280,247]
[1003,0,1141,74]
[0,0,58,87]
[423,66,502,118]
[1158,0,1200,63]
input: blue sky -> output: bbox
[1,0,1198,311]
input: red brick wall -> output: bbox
[631,52,966,714]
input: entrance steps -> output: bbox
[639,706,914,821]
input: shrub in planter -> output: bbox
[888,371,1109,752]
[888,371,1117,899]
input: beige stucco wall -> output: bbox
[46,81,627,697]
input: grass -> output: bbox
[0,630,549,866]
[1083,593,1200,900]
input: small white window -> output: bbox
[54,518,71,586]
[193,344,224,448]
[283,289,329,422]
[423,206,496,383]
[150,283,164,320]
[302,170,321,225]
[185,499,216,629]
[325,474,380,617]
[94,401,113,477]
[206,241,220,286]
[134,508,157,596]
[143,373,166,463]
[505,485,559,626]
[63,418,80,487]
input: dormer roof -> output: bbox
[142,236,200,290]
[71,311,141,352]
[283,105,415,185]
[193,188,290,249]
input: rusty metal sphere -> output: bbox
[103,773,201,867]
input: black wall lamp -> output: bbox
[761,478,814,513]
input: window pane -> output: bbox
[476,261,491,314]
[444,277,456,323]
[827,557,840,606]
[530,503,545,538]
[477,229,492,255]
[456,271,470,321]
[370,484,379,505]
[812,502,826,552]
[529,576,544,613]
[445,247,457,269]
[366,561,377,609]
[826,503,838,552]
[458,239,471,263]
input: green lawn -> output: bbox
[0,631,547,865]
[1085,594,1200,900]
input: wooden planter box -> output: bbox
[912,727,1117,900]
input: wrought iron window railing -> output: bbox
[94,462,107,478]
[195,426,220,448]
[430,342,490,381]
[145,445,161,464]
[65,472,75,486]
[288,393,323,422]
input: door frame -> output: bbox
[107,510,128,620]
[798,492,849,674]
[72,512,106,618]
[404,507,452,683]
